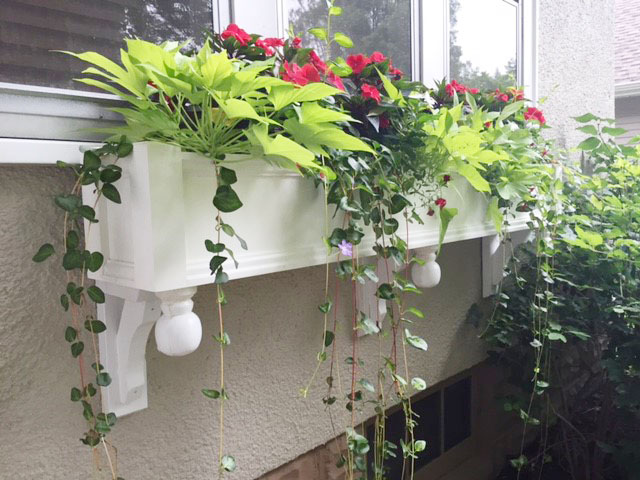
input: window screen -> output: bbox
[0,0,213,90]
[287,0,412,78]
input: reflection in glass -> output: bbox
[0,1,213,90]
[449,0,517,90]
[287,0,412,78]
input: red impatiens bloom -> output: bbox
[495,89,509,102]
[379,114,390,129]
[427,208,435,217]
[389,64,404,77]
[369,51,386,63]
[361,84,381,103]
[292,37,302,48]
[221,24,252,46]
[255,38,275,56]
[524,107,546,125]
[327,71,345,91]
[282,61,321,86]
[346,54,372,75]
[435,198,447,209]
[443,175,451,184]
[309,50,328,73]
[485,121,493,129]
[445,79,477,96]
[508,87,524,100]
[263,37,284,47]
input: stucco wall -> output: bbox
[0,1,615,479]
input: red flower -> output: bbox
[255,38,275,56]
[388,61,404,78]
[445,80,476,96]
[443,175,451,184]
[309,50,328,73]
[508,87,524,100]
[346,54,372,75]
[292,37,302,48]
[263,37,284,47]
[435,198,447,209]
[327,71,345,91]
[369,51,386,63]
[282,61,321,86]
[221,24,252,46]
[495,89,509,102]
[427,208,435,217]
[361,84,381,103]
[524,107,546,125]
[484,121,492,129]
[379,114,390,129]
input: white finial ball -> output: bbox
[412,251,441,288]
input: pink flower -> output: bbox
[346,54,372,75]
[445,83,456,96]
[263,37,284,47]
[361,84,381,103]
[327,71,345,91]
[309,50,328,73]
[495,89,509,102]
[484,121,492,129]
[282,61,321,86]
[292,37,302,48]
[255,38,275,56]
[435,198,447,209]
[524,107,546,125]
[427,208,435,217]
[221,24,252,46]
[445,80,476,96]
[369,51,386,63]
[443,175,451,184]
[469,88,479,94]
[388,62,403,78]
[508,87,524,100]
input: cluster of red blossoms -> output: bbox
[345,51,402,104]
[524,106,546,125]
[494,86,524,102]
[445,80,479,96]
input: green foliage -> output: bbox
[33,139,132,479]
[482,116,640,479]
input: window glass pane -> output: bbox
[449,0,517,90]
[287,0,412,78]
[443,376,472,451]
[0,0,213,91]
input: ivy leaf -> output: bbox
[116,142,133,157]
[32,244,54,262]
[359,378,375,392]
[87,285,106,304]
[205,240,225,253]
[62,250,84,270]
[101,184,122,203]
[83,150,101,170]
[54,194,80,212]
[405,329,428,351]
[487,197,504,233]
[324,330,335,348]
[411,377,427,391]
[60,294,70,312]
[209,255,227,274]
[87,252,104,272]
[214,269,229,284]
[70,387,82,402]
[213,185,243,213]
[218,167,238,186]
[202,389,221,399]
[547,332,567,343]
[78,205,97,222]
[221,455,236,472]
[96,372,112,386]
[376,283,395,300]
[71,341,84,358]
[84,319,107,333]
[64,326,77,342]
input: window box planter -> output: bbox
[81,142,530,416]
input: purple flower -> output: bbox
[338,239,353,257]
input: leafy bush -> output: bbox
[483,114,640,479]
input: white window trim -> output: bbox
[0,0,537,165]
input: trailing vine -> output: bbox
[33,137,133,480]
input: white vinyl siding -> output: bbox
[615,95,640,143]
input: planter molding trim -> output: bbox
[1,140,530,416]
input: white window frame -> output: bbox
[0,0,537,164]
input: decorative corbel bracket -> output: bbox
[482,230,533,298]
[96,283,202,417]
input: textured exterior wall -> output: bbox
[0,1,615,479]
[537,0,615,150]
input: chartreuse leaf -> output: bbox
[376,68,404,104]
[218,98,267,123]
[487,197,504,233]
[298,102,356,124]
[293,83,343,103]
[308,27,328,40]
[200,52,234,88]
[458,163,490,192]
[333,32,353,48]
[497,100,524,122]
[438,207,458,251]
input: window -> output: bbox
[286,0,414,78]
[0,0,536,150]
[449,0,518,90]
[0,0,214,91]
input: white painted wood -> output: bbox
[0,138,101,164]
[96,283,161,417]
[421,0,448,87]
[82,142,531,294]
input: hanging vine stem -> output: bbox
[33,139,133,480]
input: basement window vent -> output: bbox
[366,375,472,477]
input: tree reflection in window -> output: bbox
[287,0,412,78]
[449,0,518,90]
